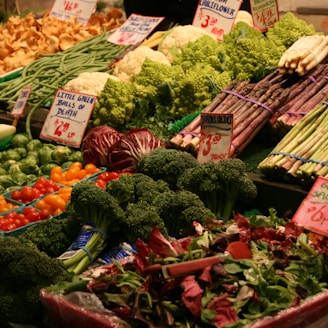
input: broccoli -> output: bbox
[266,12,319,49]
[177,158,257,221]
[106,172,171,209]
[137,146,200,190]
[18,216,82,257]
[119,200,168,243]
[152,189,216,237]
[0,236,68,325]
[90,77,137,129]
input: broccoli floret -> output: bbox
[106,172,171,209]
[119,200,168,243]
[171,34,222,70]
[91,77,137,129]
[177,158,257,220]
[152,189,216,237]
[0,236,68,324]
[137,147,200,190]
[266,12,319,49]
[18,216,82,257]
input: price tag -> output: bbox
[192,0,242,41]
[292,176,328,237]
[250,0,279,32]
[49,0,97,24]
[107,14,165,45]
[197,113,233,164]
[40,89,96,148]
[11,86,32,117]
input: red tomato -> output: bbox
[25,211,40,223]
[20,186,37,203]
[33,177,47,190]
[40,209,51,220]
[11,189,21,201]
[23,207,37,216]
[95,179,106,189]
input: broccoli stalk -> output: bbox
[60,180,125,275]
[177,158,257,221]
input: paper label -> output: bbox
[250,0,279,32]
[11,86,32,117]
[192,0,242,41]
[49,0,97,24]
[107,14,165,45]
[292,176,328,237]
[39,89,96,148]
[197,112,233,164]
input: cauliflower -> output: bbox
[158,25,215,63]
[112,46,171,82]
[63,72,120,96]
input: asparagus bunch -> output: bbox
[170,69,289,157]
[258,101,328,186]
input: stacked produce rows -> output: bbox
[1,9,328,328]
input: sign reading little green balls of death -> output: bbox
[292,176,328,237]
[40,89,97,148]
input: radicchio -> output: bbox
[107,128,165,173]
[81,125,124,167]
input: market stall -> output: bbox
[1,1,328,327]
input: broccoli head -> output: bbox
[0,236,68,324]
[119,200,168,244]
[152,189,216,237]
[137,146,200,190]
[177,158,257,220]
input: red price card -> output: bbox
[107,14,165,45]
[292,176,328,237]
[250,0,279,32]
[197,113,233,164]
[192,0,242,41]
[40,89,97,148]
[49,0,97,24]
[11,86,32,117]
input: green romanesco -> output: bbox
[90,77,137,129]
[168,63,232,118]
[171,34,223,70]
[266,12,319,50]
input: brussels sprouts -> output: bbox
[25,174,38,184]
[0,185,5,194]
[61,161,73,170]
[14,147,28,159]
[18,157,41,176]
[10,171,29,186]
[26,150,39,159]
[0,175,16,189]
[40,163,58,176]
[12,133,31,148]
[26,139,43,152]
[68,150,84,163]
[2,149,21,161]
[38,146,55,165]
[8,163,23,175]
[1,159,17,171]
[51,146,73,164]
[0,167,7,175]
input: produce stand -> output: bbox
[1,4,328,328]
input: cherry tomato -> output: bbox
[40,209,51,220]
[25,211,41,223]
[11,189,21,201]
[20,186,37,203]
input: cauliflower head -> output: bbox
[63,72,119,96]
[158,25,215,62]
[112,46,171,82]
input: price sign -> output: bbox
[192,0,242,41]
[49,0,97,24]
[107,14,165,45]
[250,0,279,32]
[40,89,96,148]
[292,176,328,237]
[11,86,31,117]
[197,113,233,164]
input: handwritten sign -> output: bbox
[250,0,279,32]
[11,86,31,117]
[40,89,96,148]
[292,176,328,237]
[192,0,242,41]
[197,113,233,164]
[49,0,97,24]
[107,14,165,45]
